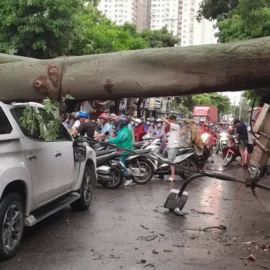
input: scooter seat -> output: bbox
[96,149,116,157]
[178,148,194,155]
[133,149,152,155]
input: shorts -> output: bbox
[247,144,254,154]
[239,140,248,149]
[167,147,179,162]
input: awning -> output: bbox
[193,106,209,116]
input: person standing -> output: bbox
[162,115,181,182]
[234,119,248,166]
[247,120,256,160]
[70,110,95,138]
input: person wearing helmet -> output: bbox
[144,118,151,132]
[70,110,95,138]
[109,115,134,186]
[147,118,156,137]
[95,113,112,140]
[134,118,146,142]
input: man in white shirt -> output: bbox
[162,115,181,182]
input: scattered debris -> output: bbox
[233,237,237,242]
[203,225,227,232]
[247,254,256,261]
[190,209,215,215]
[239,257,245,260]
[65,220,70,225]
[152,249,158,254]
[160,234,164,237]
[138,235,158,242]
[163,249,173,253]
[137,259,147,264]
[242,241,256,245]
[144,263,155,268]
[190,235,198,240]
[93,254,103,260]
[256,264,270,269]
[140,225,149,230]
[173,244,184,248]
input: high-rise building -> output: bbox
[180,0,217,46]
[150,0,181,36]
[98,0,138,26]
[136,0,151,31]
[98,0,217,46]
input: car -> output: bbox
[0,102,96,261]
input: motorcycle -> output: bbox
[219,132,229,151]
[96,148,125,189]
[222,135,240,167]
[152,148,197,180]
[93,143,156,185]
[124,148,156,185]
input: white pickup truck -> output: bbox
[0,102,96,261]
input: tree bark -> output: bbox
[1,37,270,102]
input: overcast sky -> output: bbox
[222,91,243,105]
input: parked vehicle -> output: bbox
[153,148,197,180]
[192,105,218,123]
[92,142,156,185]
[96,149,124,189]
[222,136,240,167]
[218,132,229,152]
[0,102,97,261]
[125,148,156,185]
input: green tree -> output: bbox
[0,0,85,58]
[198,0,239,21]
[140,27,179,48]
[217,0,270,42]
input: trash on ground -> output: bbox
[190,209,215,215]
[152,249,158,254]
[247,254,256,261]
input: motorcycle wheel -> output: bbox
[178,159,197,180]
[129,158,154,185]
[223,152,233,167]
[102,166,124,189]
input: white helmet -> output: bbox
[135,118,142,124]
[156,118,163,123]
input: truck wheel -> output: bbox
[71,165,95,211]
[0,193,24,261]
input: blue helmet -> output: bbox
[77,110,89,119]
[119,115,130,127]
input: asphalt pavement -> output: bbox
[1,155,270,270]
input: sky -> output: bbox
[222,91,243,105]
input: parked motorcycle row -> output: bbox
[85,132,213,189]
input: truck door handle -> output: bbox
[27,155,36,161]
[55,152,62,157]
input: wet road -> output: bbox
[1,155,270,270]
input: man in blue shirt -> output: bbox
[95,113,112,140]
[234,119,248,166]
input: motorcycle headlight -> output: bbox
[74,146,87,163]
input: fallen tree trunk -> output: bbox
[1,37,270,102]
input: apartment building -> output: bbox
[98,0,216,46]
[98,0,138,25]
